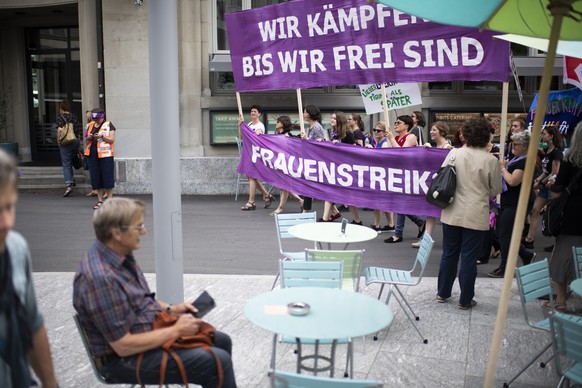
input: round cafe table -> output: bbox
[287,222,378,249]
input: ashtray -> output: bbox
[287,302,311,316]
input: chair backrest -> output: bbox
[573,246,582,278]
[515,259,553,326]
[306,249,364,292]
[270,370,383,388]
[410,232,435,279]
[74,314,108,384]
[280,260,343,289]
[550,312,582,378]
[275,212,317,254]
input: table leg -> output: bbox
[270,334,277,372]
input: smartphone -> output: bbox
[191,291,216,318]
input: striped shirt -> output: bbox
[73,239,161,358]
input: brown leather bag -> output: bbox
[136,312,224,388]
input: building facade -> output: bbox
[0,0,567,194]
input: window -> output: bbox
[212,0,288,53]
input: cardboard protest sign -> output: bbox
[225,0,511,92]
[359,82,422,114]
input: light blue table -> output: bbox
[571,278,582,297]
[244,287,393,377]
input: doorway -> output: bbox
[26,27,81,163]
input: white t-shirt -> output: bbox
[249,121,265,134]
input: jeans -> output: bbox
[59,139,80,185]
[101,330,236,388]
[437,223,487,306]
[395,213,424,238]
[497,206,535,272]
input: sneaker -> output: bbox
[381,225,395,232]
[458,300,477,310]
[544,244,554,253]
[488,268,504,278]
[350,220,363,225]
[436,295,448,303]
[522,238,534,250]
[370,225,382,232]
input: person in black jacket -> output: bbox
[548,122,582,311]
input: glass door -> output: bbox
[26,27,81,163]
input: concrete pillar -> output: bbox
[78,0,100,116]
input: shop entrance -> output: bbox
[26,27,81,163]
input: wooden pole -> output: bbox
[236,92,243,138]
[297,88,306,137]
[381,83,393,140]
[483,8,565,388]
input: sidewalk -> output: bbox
[35,272,575,388]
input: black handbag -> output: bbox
[72,150,83,170]
[426,152,457,209]
[541,169,582,237]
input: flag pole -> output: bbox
[498,82,509,160]
[297,88,306,137]
[381,83,391,136]
[484,7,565,388]
[236,91,243,138]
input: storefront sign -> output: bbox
[225,0,511,92]
[238,123,449,217]
[359,82,421,114]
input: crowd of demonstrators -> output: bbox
[0,150,59,388]
[546,122,582,312]
[487,131,536,278]
[384,115,426,244]
[56,100,80,198]
[85,108,116,210]
[239,105,275,211]
[73,198,236,386]
[523,126,564,249]
[269,116,304,216]
[436,118,502,310]
[320,111,354,222]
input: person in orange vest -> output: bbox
[85,108,116,209]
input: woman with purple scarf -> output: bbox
[488,131,536,278]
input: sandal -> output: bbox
[491,250,500,258]
[269,208,283,216]
[264,194,275,209]
[298,198,304,211]
[417,221,426,238]
[93,201,103,210]
[542,301,568,311]
[241,202,256,211]
[86,191,97,197]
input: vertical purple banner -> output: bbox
[238,124,448,218]
[225,0,511,92]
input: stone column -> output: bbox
[78,0,99,116]
[178,0,204,156]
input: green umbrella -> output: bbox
[374,1,581,387]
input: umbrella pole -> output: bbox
[484,7,566,388]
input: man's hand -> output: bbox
[173,314,201,337]
[169,302,198,315]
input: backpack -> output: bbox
[541,169,582,237]
[426,151,457,209]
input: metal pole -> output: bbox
[148,0,184,303]
[483,6,566,387]
[297,89,306,137]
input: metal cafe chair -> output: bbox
[549,312,582,388]
[364,232,434,343]
[270,369,383,388]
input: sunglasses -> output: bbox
[394,121,403,125]
[373,129,384,132]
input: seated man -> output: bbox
[73,197,236,387]
[0,150,59,388]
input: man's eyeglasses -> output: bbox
[122,223,146,231]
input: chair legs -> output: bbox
[374,284,427,343]
[271,271,280,290]
[503,342,552,387]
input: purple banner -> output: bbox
[225,0,511,92]
[238,124,449,218]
